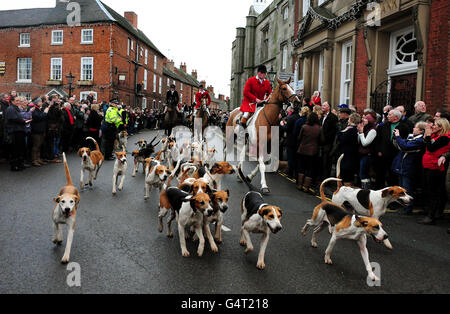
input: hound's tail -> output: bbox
[238,164,258,192]
[86,137,100,152]
[167,159,182,187]
[336,154,344,189]
[63,153,73,186]
[319,178,342,202]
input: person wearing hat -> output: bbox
[194,84,211,117]
[104,100,122,160]
[239,64,272,128]
[337,105,351,132]
[166,84,180,113]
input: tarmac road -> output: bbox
[0,129,449,294]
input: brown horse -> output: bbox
[227,78,300,194]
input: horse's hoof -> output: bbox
[261,188,270,195]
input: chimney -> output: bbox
[124,12,138,29]
[180,62,187,73]
[191,70,198,80]
[166,59,175,72]
[207,85,214,97]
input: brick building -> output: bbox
[292,0,449,114]
[0,0,166,108]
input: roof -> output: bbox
[164,67,200,87]
[0,0,165,57]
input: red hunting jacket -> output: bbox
[195,91,211,109]
[240,76,272,113]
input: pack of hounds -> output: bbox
[51,135,412,281]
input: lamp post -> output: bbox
[267,66,277,88]
[66,72,75,98]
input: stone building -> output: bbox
[293,0,449,114]
[230,0,297,109]
[0,0,166,108]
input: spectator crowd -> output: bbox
[279,93,450,230]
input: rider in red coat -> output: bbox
[239,65,272,127]
[195,85,211,116]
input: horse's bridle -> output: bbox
[261,85,299,125]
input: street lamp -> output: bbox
[267,66,277,87]
[66,72,75,98]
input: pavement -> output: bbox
[0,129,449,294]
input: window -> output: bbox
[318,51,324,94]
[281,45,288,70]
[159,77,162,94]
[131,40,134,51]
[51,30,63,45]
[153,75,157,93]
[127,38,131,56]
[19,33,30,47]
[81,29,93,44]
[283,6,289,20]
[80,91,97,101]
[144,70,148,90]
[180,93,183,103]
[261,27,269,61]
[17,92,31,101]
[340,42,352,105]
[17,58,32,82]
[303,0,310,17]
[181,83,183,91]
[51,58,62,80]
[81,57,94,80]
[388,27,418,76]
[145,49,148,64]
[142,97,147,109]
[154,55,157,70]
[167,78,170,88]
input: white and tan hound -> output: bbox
[78,137,104,191]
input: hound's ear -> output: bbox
[189,185,194,193]
[381,188,394,198]
[190,199,197,212]
[210,163,219,174]
[226,189,230,197]
[259,208,270,217]
[87,149,91,156]
[206,185,213,195]
[73,195,80,205]
[53,196,61,203]
[77,149,83,157]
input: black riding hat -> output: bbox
[257,64,267,74]
[170,84,176,88]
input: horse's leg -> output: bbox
[259,155,269,195]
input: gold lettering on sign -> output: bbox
[380,0,400,19]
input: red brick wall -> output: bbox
[353,28,369,113]
[425,0,450,113]
[0,22,165,109]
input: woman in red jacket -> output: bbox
[418,118,450,225]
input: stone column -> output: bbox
[322,45,333,103]
[302,53,312,97]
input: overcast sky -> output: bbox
[2,0,264,97]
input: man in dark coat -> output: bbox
[374,109,411,188]
[320,102,338,180]
[5,96,26,171]
[283,106,301,178]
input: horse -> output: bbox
[191,98,209,140]
[227,78,300,195]
[164,102,179,136]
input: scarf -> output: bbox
[64,108,74,125]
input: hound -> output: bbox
[132,135,160,177]
[163,187,213,257]
[112,150,128,195]
[238,165,283,270]
[331,155,413,249]
[202,190,230,252]
[52,153,80,264]
[144,158,171,200]
[78,137,104,191]
[114,130,128,152]
[301,178,389,281]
